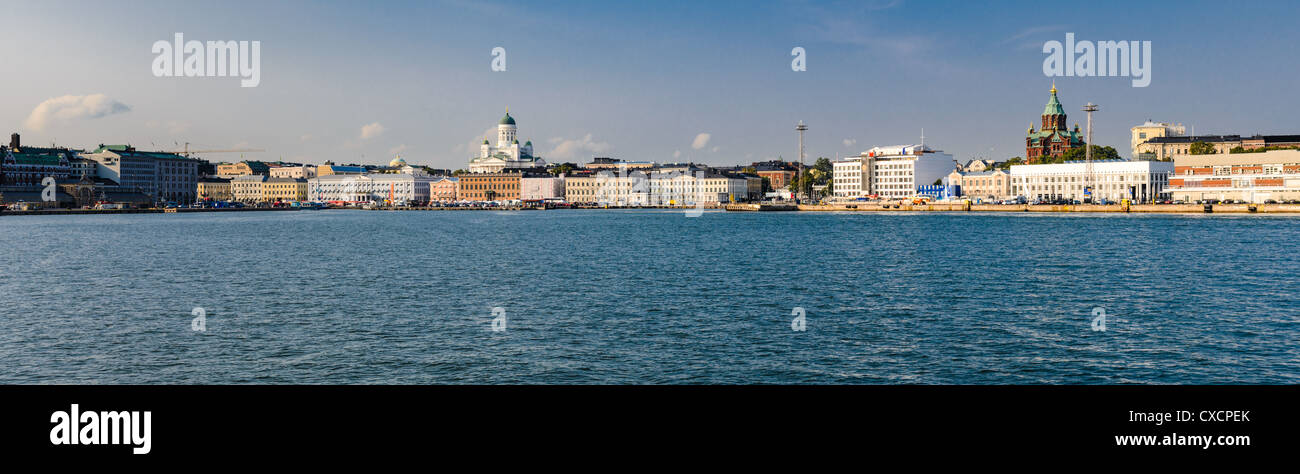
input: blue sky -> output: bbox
[2,0,1298,168]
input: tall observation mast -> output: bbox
[1082,102,1098,202]
[796,120,808,200]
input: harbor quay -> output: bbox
[729,202,1300,213]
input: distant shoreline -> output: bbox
[5,202,1300,216]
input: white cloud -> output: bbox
[843,138,857,147]
[673,150,681,158]
[389,144,409,155]
[24,94,130,131]
[710,146,720,153]
[360,122,385,139]
[548,134,611,160]
[691,133,711,150]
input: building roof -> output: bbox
[1259,135,1300,144]
[1043,84,1064,116]
[1143,135,1242,144]
[7,149,66,166]
[499,112,516,125]
[323,165,367,173]
[90,145,190,161]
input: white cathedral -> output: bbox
[467,110,547,173]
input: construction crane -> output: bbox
[169,142,265,158]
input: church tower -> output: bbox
[497,110,517,148]
[1025,83,1085,163]
[1041,84,1067,131]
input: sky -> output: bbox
[2,0,1298,169]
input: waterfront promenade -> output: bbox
[729,202,1300,214]
[7,202,1300,216]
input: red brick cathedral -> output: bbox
[1025,84,1085,163]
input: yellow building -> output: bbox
[230,175,306,202]
[1131,121,1186,158]
[947,169,1011,201]
[262,177,307,202]
[196,178,233,201]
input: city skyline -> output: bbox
[3,0,1300,169]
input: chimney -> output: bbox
[10,133,18,149]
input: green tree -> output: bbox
[452,169,468,176]
[1189,141,1216,155]
[549,162,576,176]
[1059,145,1120,162]
[996,157,1025,170]
[790,159,834,199]
[813,157,832,174]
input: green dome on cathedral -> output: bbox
[499,112,516,125]
[1043,84,1064,116]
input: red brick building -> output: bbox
[1025,85,1085,163]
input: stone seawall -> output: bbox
[788,203,1300,213]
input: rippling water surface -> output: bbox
[1,209,1297,384]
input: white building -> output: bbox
[649,172,747,204]
[565,169,746,205]
[832,158,863,198]
[270,164,318,179]
[832,144,954,199]
[306,172,435,205]
[1010,160,1173,203]
[231,174,268,202]
[521,175,565,200]
[468,111,547,173]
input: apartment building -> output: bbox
[1165,149,1300,203]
